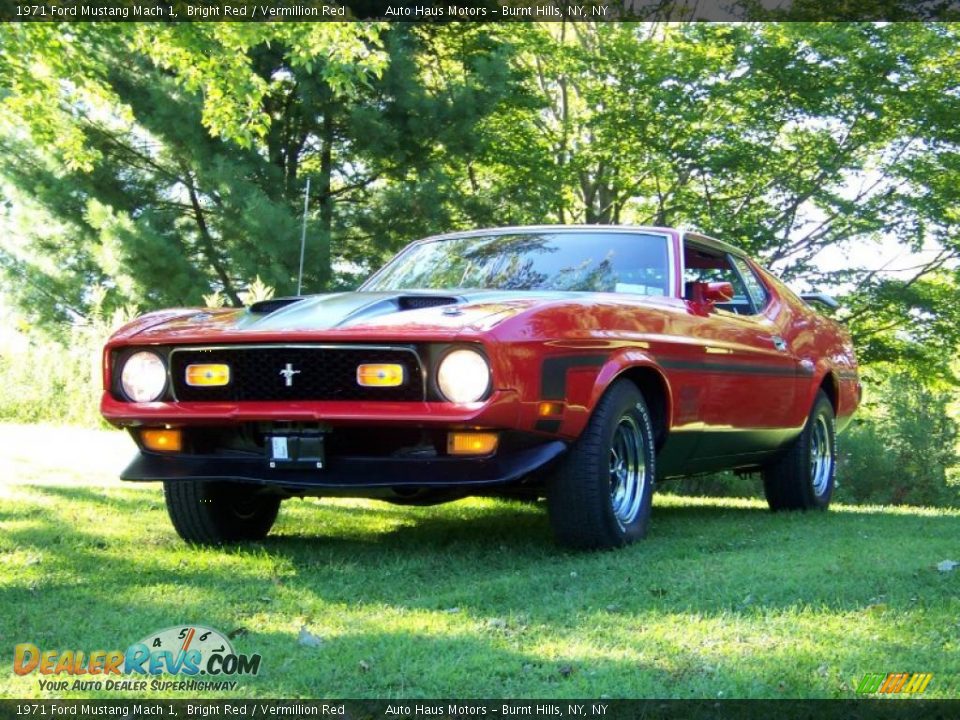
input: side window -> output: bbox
[730,256,770,311]
[682,244,753,314]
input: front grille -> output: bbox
[170,345,424,402]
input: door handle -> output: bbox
[772,336,788,352]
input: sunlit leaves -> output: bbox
[129,24,387,146]
[2,22,959,379]
[476,23,960,380]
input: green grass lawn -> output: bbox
[1,426,958,700]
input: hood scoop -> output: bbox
[250,294,457,317]
[236,291,472,332]
[335,293,462,326]
[397,295,460,311]
[249,296,306,314]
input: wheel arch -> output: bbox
[608,364,672,451]
[804,368,840,415]
[819,370,839,414]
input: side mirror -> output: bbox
[704,281,735,303]
[800,292,840,310]
[687,281,734,304]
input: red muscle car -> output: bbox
[101,226,860,549]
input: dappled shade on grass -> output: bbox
[1,486,958,699]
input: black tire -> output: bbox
[163,480,281,544]
[762,390,836,511]
[547,379,656,550]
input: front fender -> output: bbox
[543,349,671,440]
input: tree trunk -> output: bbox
[184,173,242,306]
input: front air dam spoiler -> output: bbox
[120,441,568,490]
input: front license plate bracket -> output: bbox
[266,431,326,470]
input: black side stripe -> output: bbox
[660,359,802,378]
[541,355,607,400]
[534,419,562,434]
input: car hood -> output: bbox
[115,290,598,343]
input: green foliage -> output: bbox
[841,273,960,378]
[0,24,528,324]
[2,23,960,379]
[669,471,762,500]
[837,373,960,507]
[474,23,960,381]
[0,272,276,426]
[202,290,226,309]
[239,275,276,306]
[0,299,134,428]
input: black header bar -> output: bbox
[1,0,959,22]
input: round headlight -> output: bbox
[120,351,167,403]
[437,348,491,403]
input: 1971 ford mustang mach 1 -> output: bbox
[101,225,860,549]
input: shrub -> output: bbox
[837,373,959,507]
[0,301,133,428]
[668,471,761,499]
[0,276,278,429]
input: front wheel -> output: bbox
[762,390,837,511]
[164,480,281,544]
[547,380,656,550]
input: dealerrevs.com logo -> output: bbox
[13,625,261,692]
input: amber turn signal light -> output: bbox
[447,431,499,456]
[185,363,230,387]
[357,363,405,387]
[538,401,564,417]
[141,428,182,453]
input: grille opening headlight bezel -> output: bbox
[119,350,168,403]
[436,347,492,404]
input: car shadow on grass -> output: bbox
[7,485,960,621]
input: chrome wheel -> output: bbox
[609,412,647,528]
[810,415,833,497]
[548,380,655,549]
[762,390,835,512]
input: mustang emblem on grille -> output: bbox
[278,363,301,387]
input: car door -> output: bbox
[679,243,799,459]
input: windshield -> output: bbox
[363,232,670,295]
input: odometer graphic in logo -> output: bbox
[128,625,261,677]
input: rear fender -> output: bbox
[808,363,858,431]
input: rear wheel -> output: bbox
[762,390,836,511]
[163,480,281,544]
[547,380,655,550]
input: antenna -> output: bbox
[296,177,311,296]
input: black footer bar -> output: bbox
[0,699,956,720]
